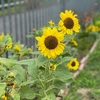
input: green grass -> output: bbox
[76,31,97,60]
[64,39,100,100]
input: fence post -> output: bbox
[8,0,12,34]
[1,0,6,34]
[60,0,66,12]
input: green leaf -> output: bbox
[2,34,12,44]
[20,80,37,86]
[0,58,17,67]
[41,96,50,100]
[26,34,34,38]
[48,93,56,100]
[64,34,76,42]
[61,46,72,56]
[19,86,35,100]
[27,64,38,79]
[13,65,26,85]
[17,58,36,65]
[54,80,66,89]
[95,20,100,26]
[41,93,56,100]
[54,65,73,82]
[59,56,73,65]
[0,65,7,76]
[37,55,48,66]
[29,51,40,55]
[0,83,6,97]
[11,89,20,100]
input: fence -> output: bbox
[0,0,64,47]
[0,0,100,47]
[0,1,24,9]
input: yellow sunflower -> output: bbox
[71,39,78,46]
[85,25,100,33]
[0,32,4,40]
[2,92,7,100]
[13,45,21,52]
[58,10,80,34]
[36,27,65,59]
[48,20,55,26]
[6,43,12,49]
[49,63,57,71]
[67,58,79,70]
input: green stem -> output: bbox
[46,78,55,83]
[45,85,55,92]
[38,75,48,97]
[38,76,45,88]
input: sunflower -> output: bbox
[2,92,7,100]
[13,45,21,52]
[6,43,12,49]
[58,10,80,34]
[36,28,65,59]
[85,25,100,33]
[67,58,79,70]
[71,39,78,46]
[0,32,4,40]
[48,20,55,26]
[49,63,57,71]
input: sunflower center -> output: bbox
[71,61,76,67]
[50,66,53,69]
[44,36,58,49]
[64,18,74,29]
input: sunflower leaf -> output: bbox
[27,64,38,80]
[63,34,76,42]
[12,65,26,85]
[54,65,73,82]
[41,93,56,100]
[11,89,20,100]
[0,83,6,97]
[19,86,35,100]
[37,55,48,66]
[58,56,73,65]
[0,58,17,67]
[17,58,36,65]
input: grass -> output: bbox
[76,31,97,60]
[64,39,100,100]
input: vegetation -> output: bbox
[0,0,14,4]
[64,35,100,100]
[0,10,81,100]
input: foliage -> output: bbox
[76,30,97,60]
[64,40,100,100]
[0,0,14,4]
[76,12,100,59]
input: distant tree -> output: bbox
[0,0,14,4]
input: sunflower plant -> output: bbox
[0,10,80,100]
[8,42,33,60]
[0,33,12,56]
